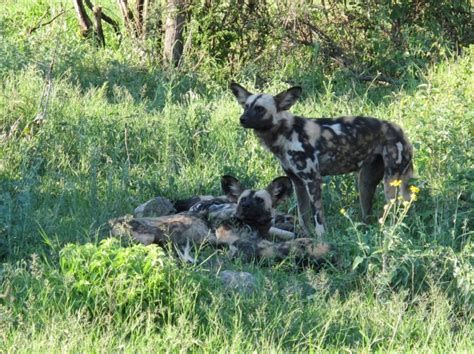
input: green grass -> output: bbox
[0,1,473,351]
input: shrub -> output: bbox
[59,238,177,318]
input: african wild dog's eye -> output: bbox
[254,106,265,114]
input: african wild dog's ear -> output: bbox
[274,86,302,111]
[229,82,252,108]
[266,176,293,206]
[221,175,245,202]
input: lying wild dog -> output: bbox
[230,83,414,239]
[110,175,295,250]
[110,175,330,265]
[189,175,296,240]
[215,223,330,265]
[173,175,297,240]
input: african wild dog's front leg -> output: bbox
[285,170,314,237]
[358,155,384,223]
[382,140,415,203]
[299,170,326,240]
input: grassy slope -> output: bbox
[1,1,473,352]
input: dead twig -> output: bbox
[33,60,55,126]
[355,73,396,85]
[27,9,65,34]
[27,9,48,33]
[124,124,131,165]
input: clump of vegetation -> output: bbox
[59,238,180,319]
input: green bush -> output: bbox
[59,238,177,318]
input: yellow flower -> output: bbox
[409,185,420,194]
[410,193,418,201]
[340,208,346,215]
[389,179,402,187]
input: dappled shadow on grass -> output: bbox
[1,34,434,115]
[64,55,425,112]
[0,166,139,262]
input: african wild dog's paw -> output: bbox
[268,227,295,241]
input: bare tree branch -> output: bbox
[84,0,121,38]
[27,9,65,34]
[117,0,137,37]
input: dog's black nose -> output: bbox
[241,200,251,208]
[240,116,248,125]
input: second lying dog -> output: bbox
[110,175,330,265]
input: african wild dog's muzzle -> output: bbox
[239,114,249,126]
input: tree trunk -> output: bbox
[136,0,145,35]
[73,0,93,37]
[93,6,105,47]
[117,0,137,37]
[163,0,187,67]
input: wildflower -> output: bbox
[389,179,402,187]
[410,193,418,201]
[409,185,420,194]
[340,208,346,215]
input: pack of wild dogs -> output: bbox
[111,83,414,267]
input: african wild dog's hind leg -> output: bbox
[358,155,384,223]
[285,170,314,237]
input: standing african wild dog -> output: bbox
[230,83,414,239]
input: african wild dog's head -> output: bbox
[229,82,302,130]
[221,175,293,234]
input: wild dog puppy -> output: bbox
[178,175,296,240]
[230,83,414,239]
[211,176,330,264]
[217,175,294,238]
